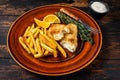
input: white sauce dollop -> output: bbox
[91,2,108,13]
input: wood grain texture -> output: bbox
[0,0,120,80]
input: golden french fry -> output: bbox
[53,50,58,58]
[40,34,56,49]
[19,37,31,54]
[44,50,53,56]
[29,47,36,55]
[34,18,41,27]
[47,31,53,39]
[40,42,54,53]
[44,28,47,34]
[36,38,43,56]
[42,34,57,48]
[55,41,67,58]
[42,48,45,54]
[23,37,36,55]
[27,46,36,55]
[39,34,45,53]
[31,27,38,34]
[30,33,37,52]
[26,37,31,44]
[47,32,67,57]
[26,41,35,55]
[30,23,35,31]
[34,29,40,38]
[27,23,35,34]
[29,39,34,48]
[44,50,49,55]
[26,36,33,48]
[39,29,44,35]
[23,24,35,37]
[41,34,57,57]
[23,26,31,37]
[34,53,42,58]
[39,34,42,43]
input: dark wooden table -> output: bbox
[0,0,120,80]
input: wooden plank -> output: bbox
[0,15,18,25]
[0,0,119,16]
[98,37,120,60]
[0,28,9,45]
[101,21,120,32]
[0,0,76,15]
[88,59,120,69]
[0,4,26,15]
[0,15,18,45]
[0,0,9,4]
[0,59,35,80]
[0,45,11,58]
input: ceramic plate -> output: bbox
[7,5,102,76]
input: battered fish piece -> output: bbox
[48,23,78,52]
[60,24,78,52]
[48,24,70,41]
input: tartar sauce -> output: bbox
[90,1,108,13]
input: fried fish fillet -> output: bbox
[48,24,70,41]
[60,23,78,52]
[48,23,78,52]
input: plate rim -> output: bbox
[7,5,102,76]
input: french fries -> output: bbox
[40,43,54,53]
[55,41,67,58]
[19,37,31,54]
[18,17,67,59]
[23,26,31,37]
[40,34,56,49]
[47,32,67,58]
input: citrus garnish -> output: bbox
[34,18,50,28]
[43,14,60,23]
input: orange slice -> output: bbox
[43,14,60,23]
[34,18,50,28]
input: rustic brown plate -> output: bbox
[7,5,102,76]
